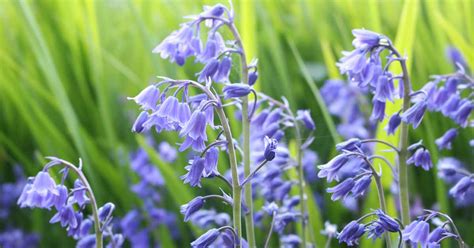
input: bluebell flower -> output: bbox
[352,29,384,49]
[71,179,89,207]
[441,94,460,117]
[153,23,198,66]
[296,109,316,130]
[181,157,206,187]
[435,128,458,150]
[374,75,395,102]
[401,100,428,128]
[198,32,225,63]
[445,46,469,70]
[248,71,258,86]
[335,138,361,152]
[158,141,178,163]
[177,102,192,127]
[274,181,293,201]
[337,220,365,246]
[407,148,433,171]
[263,136,278,161]
[449,176,473,199]
[213,57,232,83]
[280,234,301,247]
[371,99,386,122]
[366,222,385,240]
[403,220,430,247]
[191,228,220,247]
[274,212,300,233]
[179,110,208,152]
[131,111,149,133]
[156,96,180,124]
[320,221,338,238]
[374,209,400,232]
[77,234,96,248]
[17,171,58,209]
[201,4,227,17]
[223,83,252,99]
[302,150,319,183]
[317,154,349,182]
[120,210,141,237]
[197,58,219,82]
[351,174,372,197]
[54,184,68,210]
[203,147,219,176]
[187,209,230,228]
[128,85,160,110]
[49,203,78,229]
[337,49,368,75]
[98,202,115,222]
[327,177,355,201]
[180,196,204,222]
[453,100,473,127]
[0,229,39,248]
[386,112,402,135]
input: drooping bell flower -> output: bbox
[17,171,58,209]
[337,220,366,246]
[131,111,149,133]
[401,100,427,128]
[181,157,206,187]
[191,228,220,247]
[386,112,402,135]
[179,110,208,152]
[435,128,458,150]
[223,83,252,99]
[263,136,278,161]
[127,85,160,110]
[296,109,316,130]
[403,220,430,247]
[49,203,78,229]
[327,177,355,201]
[180,196,204,222]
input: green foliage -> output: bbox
[1,0,472,247]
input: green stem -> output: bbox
[374,174,393,248]
[48,158,103,248]
[167,79,243,247]
[228,22,256,248]
[288,112,308,247]
[215,103,242,248]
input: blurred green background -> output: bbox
[0,0,472,247]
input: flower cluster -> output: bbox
[128,3,317,247]
[0,165,39,248]
[321,79,374,139]
[337,209,400,246]
[119,143,179,247]
[17,157,122,248]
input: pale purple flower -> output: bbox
[223,83,252,99]
[296,109,316,130]
[386,112,402,135]
[401,100,428,128]
[327,177,355,201]
[71,179,89,207]
[407,148,433,171]
[435,128,458,150]
[248,71,258,86]
[335,138,361,152]
[98,203,115,222]
[131,111,149,133]
[374,75,395,102]
[318,154,349,182]
[371,99,386,122]
[351,174,372,197]
[180,196,204,222]
[181,157,206,187]
[263,136,278,161]
[49,203,78,229]
[191,228,220,247]
[280,234,301,247]
[203,147,219,176]
[128,85,160,110]
[17,171,58,209]
[449,176,473,199]
[197,58,219,82]
[352,29,384,49]
[179,110,208,152]
[337,220,365,246]
[403,220,430,246]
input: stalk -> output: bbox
[215,103,243,248]
[170,79,243,247]
[228,22,256,247]
[389,46,412,227]
[291,113,308,247]
[374,174,392,248]
[48,159,103,248]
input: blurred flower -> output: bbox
[223,83,252,99]
[337,220,365,246]
[435,128,458,150]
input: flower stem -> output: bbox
[48,158,103,248]
[374,174,393,248]
[285,109,309,247]
[389,46,412,228]
[228,22,256,248]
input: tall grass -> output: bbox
[0,0,472,247]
